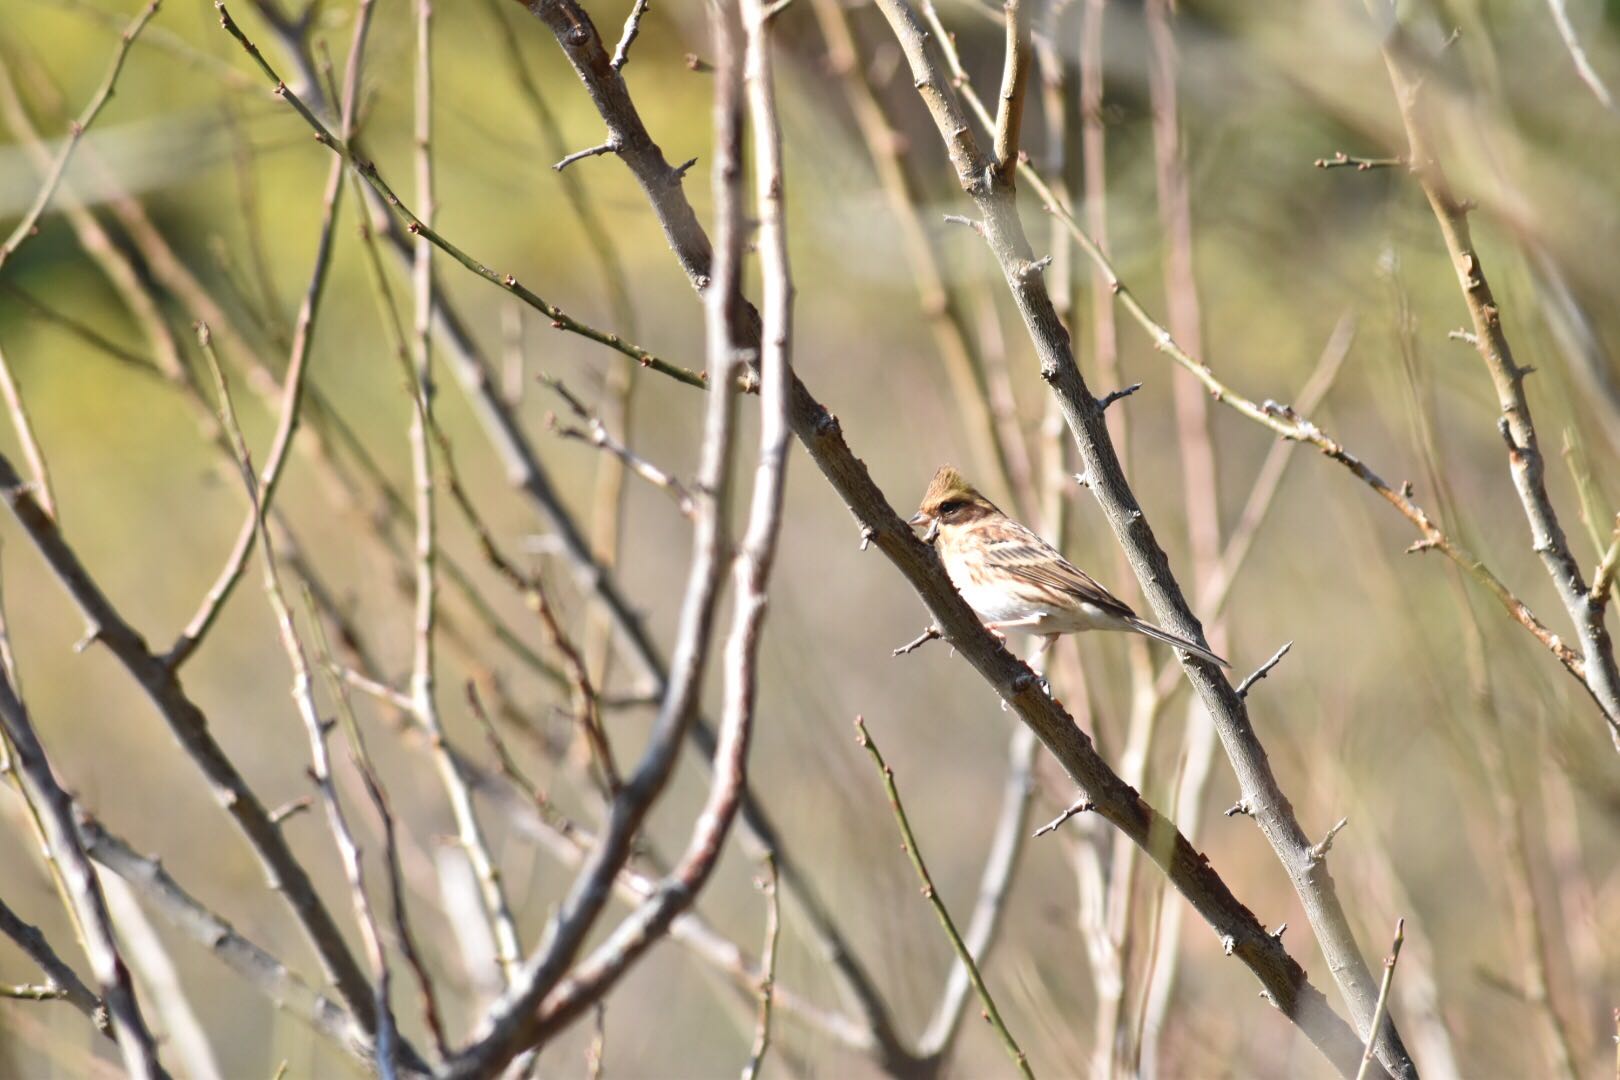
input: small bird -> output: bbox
[909,465,1230,667]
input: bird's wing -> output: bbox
[982,526,1138,621]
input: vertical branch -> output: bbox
[1372,0,1620,745]
[1078,0,1123,456]
[196,327,404,1077]
[1354,920,1405,1080]
[739,854,780,1080]
[993,0,1030,176]
[441,12,753,1065]
[164,108,348,669]
[0,346,57,521]
[409,0,523,991]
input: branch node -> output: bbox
[1223,799,1252,818]
[1095,383,1141,411]
[893,625,943,656]
[1308,816,1349,865]
[1032,797,1092,837]
[1018,255,1052,279]
[1235,641,1292,700]
[553,139,619,172]
[941,213,986,237]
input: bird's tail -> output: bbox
[1125,617,1231,668]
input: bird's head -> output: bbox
[909,465,997,543]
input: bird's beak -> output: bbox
[908,512,939,544]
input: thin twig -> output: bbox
[1235,641,1293,700]
[554,140,618,171]
[1315,152,1404,170]
[196,325,403,1079]
[1545,0,1614,111]
[991,0,1029,175]
[893,625,943,656]
[0,668,164,1077]
[213,1,702,388]
[611,0,652,69]
[1033,796,1094,838]
[739,854,780,1080]
[306,592,452,1061]
[0,347,56,521]
[441,22,753,1067]
[545,377,696,519]
[0,0,160,269]
[0,896,103,1029]
[854,718,1033,1078]
[1372,0,1620,747]
[163,110,348,670]
[1354,920,1406,1080]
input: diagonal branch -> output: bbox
[0,0,159,269]
[1371,0,1620,749]
[0,664,165,1078]
[491,0,1374,1071]
[862,1,1412,1074]
[0,453,388,1055]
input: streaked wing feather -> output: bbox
[983,527,1137,620]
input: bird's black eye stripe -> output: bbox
[937,499,963,516]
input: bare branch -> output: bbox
[499,0,1376,1067]
[164,118,346,670]
[0,895,103,1028]
[1033,796,1094,838]
[79,819,374,1063]
[545,377,696,519]
[867,1,1411,1072]
[1354,920,1406,1080]
[1545,0,1614,111]
[554,139,619,171]
[610,0,652,69]
[0,667,164,1077]
[0,452,386,1051]
[893,624,944,656]
[991,0,1029,175]
[1235,641,1293,700]
[196,325,404,1077]
[918,725,1036,1059]
[739,855,780,1080]
[854,718,1032,1077]
[1372,1,1620,747]
[0,346,56,521]
[0,0,159,269]
[441,18,753,1065]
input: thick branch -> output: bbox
[863,2,1410,1074]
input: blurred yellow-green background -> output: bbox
[2,0,1619,1075]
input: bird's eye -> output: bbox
[937,500,963,516]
